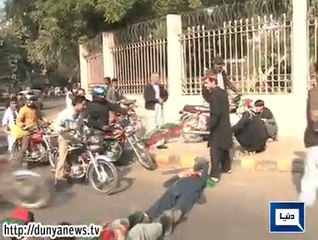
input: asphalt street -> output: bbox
[1,100,318,240]
[0,98,65,152]
[2,166,318,240]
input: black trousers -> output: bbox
[145,189,195,220]
[209,145,231,179]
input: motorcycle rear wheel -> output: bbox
[10,141,49,166]
[87,159,118,194]
[181,116,204,143]
[9,170,51,209]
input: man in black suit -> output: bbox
[203,73,233,183]
[144,73,168,132]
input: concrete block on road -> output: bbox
[153,151,198,169]
[151,144,305,173]
[277,158,304,173]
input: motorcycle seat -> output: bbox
[104,135,118,140]
[119,99,136,106]
[183,105,209,113]
[87,144,103,152]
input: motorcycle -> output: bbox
[51,128,119,194]
[103,99,145,162]
[10,125,53,167]
[0,157,51,209]
[179,95,242,143]
[104,116,156,170]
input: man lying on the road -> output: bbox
[140,157,209,235]
[89,210,172,240]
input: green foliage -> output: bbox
[4,0,254,86]
[0,23,31,87]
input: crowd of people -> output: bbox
[0,56,287,239]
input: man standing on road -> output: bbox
[203,73,232,183]
[106,78,126,103]
[143,73,168,132]
[65,85,75,109]
[2,97,18,152]
[54,95,87,188]
[299,71,318,206]
[77,88,86,97]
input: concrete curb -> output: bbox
[151,151,304,173]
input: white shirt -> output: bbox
[66,91,73,108]
[2,107,18,127]
[152,84,160,100]
[217,73,225,89]
[56,107,84,130]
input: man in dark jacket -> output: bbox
[143,157,209,234]
[300,80,318,207]
[204,74,233,183]
[231,105,268,154]
[254,99,278,140]
[85,85,127,130]
[144,73,168,132]
[202,58,238,104]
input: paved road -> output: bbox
[0,98,65,151]
[2,164,318,240]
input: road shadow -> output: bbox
[292,151,305,193]
[110,165,135,195]
[44,104,61,110]
[45,177,76,208]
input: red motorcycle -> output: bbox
[103,116,156,170]
[179,95,243,143]
[179,105,210,143]
[10,126,52,167]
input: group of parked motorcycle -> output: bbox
[0,100,156,209]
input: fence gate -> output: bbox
[84,34,104,91]
[111,18,168,95]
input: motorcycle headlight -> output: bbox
[125,126,135,135]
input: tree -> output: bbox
[4,0,257,85]
[0,21,33,91]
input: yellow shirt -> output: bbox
[16,105,43,127]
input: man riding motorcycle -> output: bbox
[85,85,128,130]
[11,94,50,168]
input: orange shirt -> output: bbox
[16,106,42,127]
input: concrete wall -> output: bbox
[79,0,308,139]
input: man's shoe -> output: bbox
[171,209,182,224]
[159,211,174,236]
[54,178,70,192]
[157,145,168,149]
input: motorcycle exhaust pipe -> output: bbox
[185,130,210,135]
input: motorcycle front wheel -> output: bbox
[133,141,156,171]
[105,142,123,162]
[181,115,204,143]
[87,159,118,194]
[10,170,51,209]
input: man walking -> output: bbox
[2,98,18,152]
[299,73,318,206]
[143,73,168,132]
[203,73,232,183]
